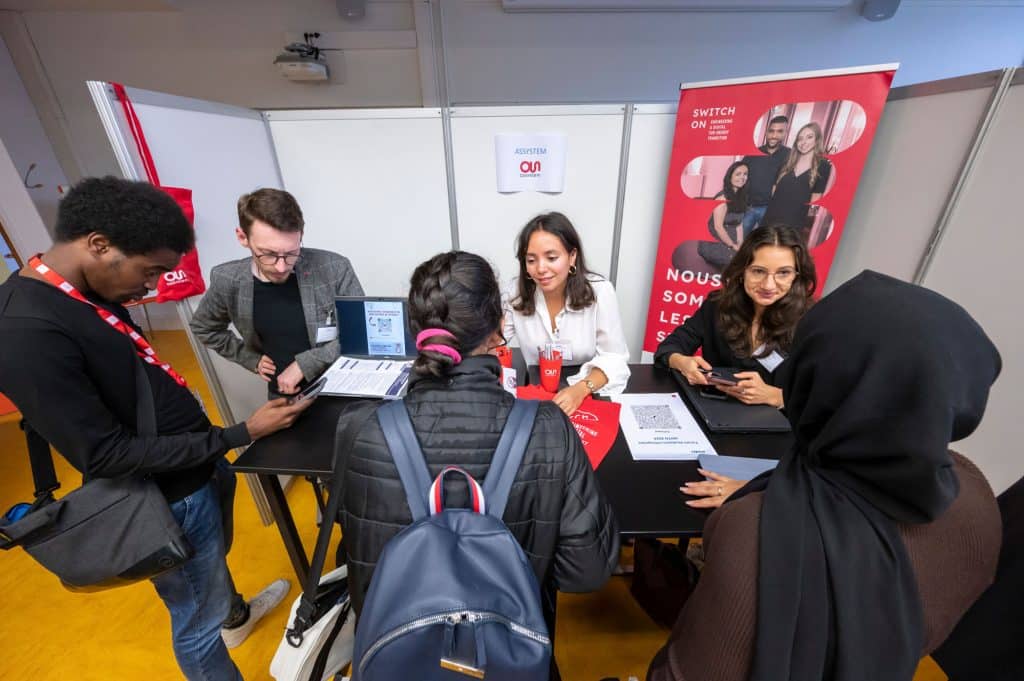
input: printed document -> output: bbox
[321,356,412,400]
[611,393,717,461]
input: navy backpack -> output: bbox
[351,398,550,680]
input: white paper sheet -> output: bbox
[494,132,568,193]
[611,393,717,461]
[320,356,412,400]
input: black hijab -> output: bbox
[730,271,1001,681]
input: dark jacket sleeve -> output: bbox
[654,300,711,369]
[0,325,250,480]
[551,408,620,592]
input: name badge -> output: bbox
[757,350,784,373]
[316,326,338,343]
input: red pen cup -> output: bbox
[539,350,562,393]
[495,345,513,369]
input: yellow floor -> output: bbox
[0,330,946,680]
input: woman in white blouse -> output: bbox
[504,212,630,416]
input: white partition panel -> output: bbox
[450,105,625,287]
[125,96,283,423]
[920,78,1023,494]
[826,80,995,291]
[267,109,453,296]
[616,104,677,362]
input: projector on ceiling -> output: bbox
[274,53,329,81]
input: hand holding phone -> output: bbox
[707,367,741,387]
[699,384,728,400]
[290,376,327,404]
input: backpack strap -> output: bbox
[377,400,433,522]
[482,399,538,521]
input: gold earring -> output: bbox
[568,265,577,276]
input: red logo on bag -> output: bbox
[520,160,541,173]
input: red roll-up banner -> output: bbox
[642,65,896,352]
[112,83,206,303]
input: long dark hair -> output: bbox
[717,161,749,212]
[408,251,503,378]
[512,212,596,316]
[715,225,817,358]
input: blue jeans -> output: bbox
[152,478,244,681]
[742,204,768,238]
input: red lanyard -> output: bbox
[28,255,188,387]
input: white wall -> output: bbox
[441,1,1024,104]
[0,136,52,260]
[0,34,67,235]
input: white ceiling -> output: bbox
[0,0,178,10]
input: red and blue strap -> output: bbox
[429,466,486,516]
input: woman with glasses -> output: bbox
[655,225,816,409]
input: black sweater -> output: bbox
[0,274,250,501]
[653,297,778,384]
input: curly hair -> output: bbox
[715,225,817,359]
[512,212,596,316]
[408,251,503,378]
[54,176,193,255]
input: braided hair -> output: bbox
[408,251,503,378]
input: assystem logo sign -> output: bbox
[515,146,546,178]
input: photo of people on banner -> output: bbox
[643,66,896,351]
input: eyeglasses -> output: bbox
[746,266,798,285]
[253,252,300,266]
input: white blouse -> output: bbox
[503,276,631,394]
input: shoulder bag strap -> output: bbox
[21,341,158,502]
[376,400,433,522]
[289,403,370,644]
[481,399,538,521]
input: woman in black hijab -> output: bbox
[648,270,1003,681]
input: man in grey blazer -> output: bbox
[191,188,364,396]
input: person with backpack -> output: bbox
[336,250,620,675]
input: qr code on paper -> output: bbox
[631,405,680,430]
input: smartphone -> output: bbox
[699,385,728,400]
[290,376,327,404]
[707,368,741,387]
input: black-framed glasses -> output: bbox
[253,252,301,266]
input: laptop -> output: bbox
[319,296,416,399]
[673,372,791,433]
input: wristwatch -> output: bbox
[584,379,598,394]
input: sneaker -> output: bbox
[221,578,291,649]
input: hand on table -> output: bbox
[553,382,589,417]
[717,371,783,408]
[245,397,313,441]
[681,469,747,509]
[256,355,276,382]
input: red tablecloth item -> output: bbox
[515,386,621,470]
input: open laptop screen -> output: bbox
[335,296,416,360]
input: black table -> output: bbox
[233,363,792,582]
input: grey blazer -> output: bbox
[190,247,364,380]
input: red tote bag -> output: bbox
[112,83,206,302]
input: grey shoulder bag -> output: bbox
[0,355,194,591]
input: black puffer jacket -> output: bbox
[337,355,620,615]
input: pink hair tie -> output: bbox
[415,328,456,349]
[421,344,462,365]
